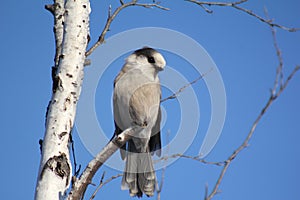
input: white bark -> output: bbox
[35,0,90,199]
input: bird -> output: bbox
[112,47,166,197]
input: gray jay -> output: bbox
[113,47,166,197]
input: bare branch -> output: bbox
[154,153,224,166]
[89,172,123,200]
[89,171,105,200]
[156,163,166,200]
[205,68,299,200]
[161,68,213,102]
[264,8,284,95]
[135,2,169,10]
[204,23,300,200]
[102,173,123,187]
[67,126,141,200]
[156,130,171,200]
[86,1,169,57]
[186,0,299,32]
[70,134,81,177]
[204,184,209,200]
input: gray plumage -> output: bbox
[113,47,166,197]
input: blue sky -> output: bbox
[1,0,300,200]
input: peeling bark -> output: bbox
[41,153,71,186]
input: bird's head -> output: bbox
[126,47,166,72]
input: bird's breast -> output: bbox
[113,69,160,130]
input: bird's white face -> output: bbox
[125,49,166,72]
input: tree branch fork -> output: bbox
[67,126,140,200]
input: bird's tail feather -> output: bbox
[121,150,156,197]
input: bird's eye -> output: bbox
[147,56,155,63]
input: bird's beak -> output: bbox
[155,65,164,71]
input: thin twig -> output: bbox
[186,0,299,32]
[204,183,209,200]
[156,130,171,200]
[101,173,123,187]
[70,134,81,177]
[161,68,213,102]
[204,24,300,200]
[154,153,224,166]
[135,2,169,10]
[156,162,166,200]
[86,1,169,57]
[89,173,123,200]
[89,172,106,200]
[264,8,284,94]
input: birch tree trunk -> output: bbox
[35,0,90,199]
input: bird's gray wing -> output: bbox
[149,107,161,156]
[113,69,127,160]
[129,82,161,131]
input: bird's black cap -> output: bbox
[134,47,157,57]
